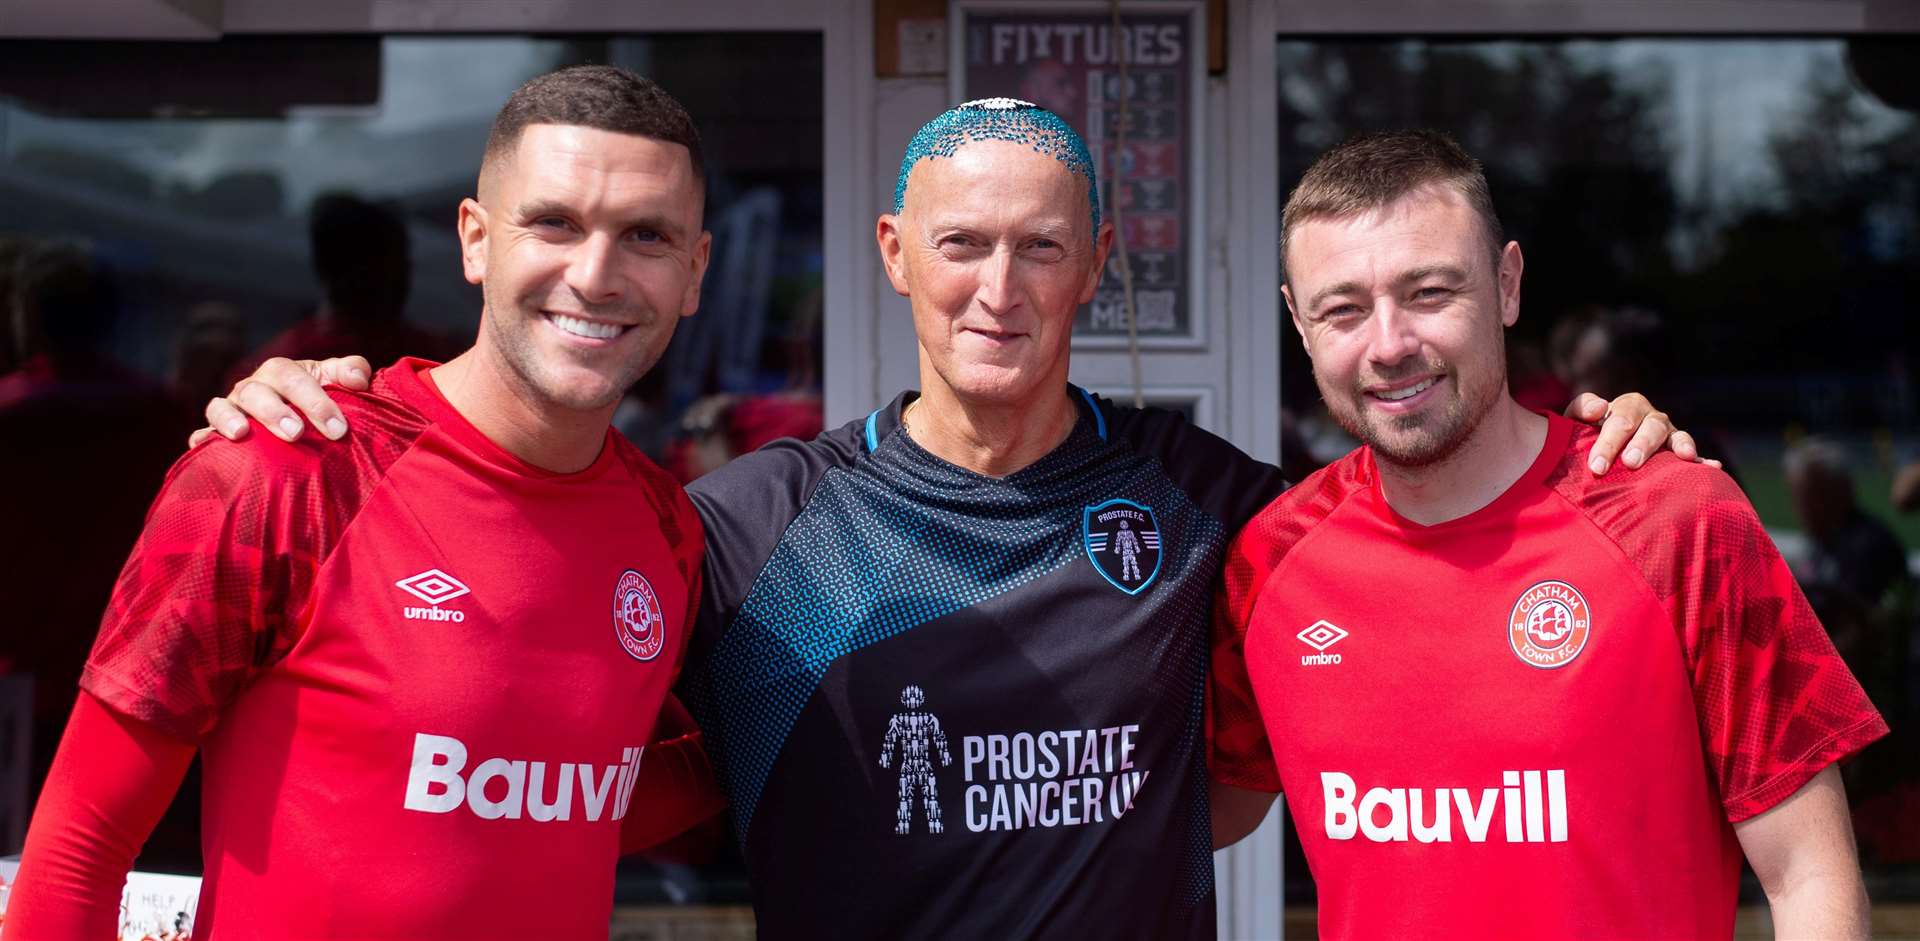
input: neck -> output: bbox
[906,378,1079,479]
[429,334,614,474]
[1376,395,1547,525]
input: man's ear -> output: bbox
[1282,284,1311,360]
[458,198,488,286]
[876,214,912,298]
[1080,221,1117,304]
[1498,241,1524,328]
[680,230,714,317]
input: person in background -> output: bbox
[1787,437,1911,611]
[0,243,181,834]
[226,192,453,384]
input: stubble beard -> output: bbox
[484,286,661,414]
[1322,350,1506,472]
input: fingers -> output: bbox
[187,426,216,449]
[227,378,312,442]
[1669,430,1698,462]
[1584,406,1626,475]
[252,358,349,440]
[1563,392,1609,423]
[1618,410,1673,471]
[314,356,373,390]
[204,396,252,441]
[1668,430,1724,469]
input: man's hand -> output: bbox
[1733,765,1871,940]
[190,356,374,448]
[1564,392,1723,476]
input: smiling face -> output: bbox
[459,123,711,414]
[878,138,1112,409]
[1283,182,1523,468]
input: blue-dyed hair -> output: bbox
[893,97,1100,241]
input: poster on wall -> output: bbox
[952,1,1205,348]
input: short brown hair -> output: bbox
[1280,129,1503,285]
[484,65,704,181]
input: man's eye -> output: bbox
[628,229,663,244]
[1414,287,1451,301]
[1323,303,1362,319]
[535,217,571,231]
[1030,238,1060,251]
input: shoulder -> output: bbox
[1214,448,1369,640]
[163,377,432,525]
[1095,393,1290,529]
[1102,397,1246,465]
[1549,428,1757,540]
[1233,447,1371,564]
[688,413,864,515]
[609,437,703,556]
[682,413,868,622]
[1546,431,1766,596]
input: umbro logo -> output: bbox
[1297,619,1347,666]
[397,569,470,622]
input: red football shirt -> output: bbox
[81,358,702,939]
[1211,412,1886,939]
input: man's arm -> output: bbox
[1211,781,1278,850]
[194,359,1717,479]
[1733,765,1870,940]
[619,695,727,857]
[2,694,196,940]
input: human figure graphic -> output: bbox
[1114,519,1143,582]
[878,685,952,834]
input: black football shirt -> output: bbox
[681,387,1284,939]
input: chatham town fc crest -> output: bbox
[1083,499,1163,594]
[1508,579,1591,669]
[614,569,666,661]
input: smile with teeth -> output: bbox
[549,313,627,340]
[1371,377,1438,401]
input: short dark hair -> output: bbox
[484,65,704,181]
[1280,129,1503,285]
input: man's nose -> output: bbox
[564,232,623,303]
[1365,300,1421,367]
[974,245,1018,315]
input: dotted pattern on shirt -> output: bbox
[689,417,1224,908]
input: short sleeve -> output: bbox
[1207,525,1283,793]
[1683,484,1889,821]
[80,440,328,742]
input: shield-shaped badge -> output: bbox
[1082,499,1163,595]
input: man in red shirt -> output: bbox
[5,66,722,939]
[1210,130,1886,939]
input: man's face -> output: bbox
[1283,184,1521,468]
[459,123,711,413]
[879,139,1112,408]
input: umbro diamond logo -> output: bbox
[1297,620,1347,666]
[397,569,470,622]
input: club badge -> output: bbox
[1083,499,1163,595]
[614,569,666,662]
[1508,579,1591,669]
